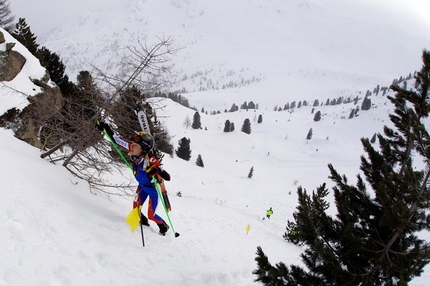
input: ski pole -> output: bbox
[138,207,145,247]
[102,128,145,246]
[152,176,180,238]
[102,129,133,171]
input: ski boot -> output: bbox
[140,214,150,227]
[157,222,170,236]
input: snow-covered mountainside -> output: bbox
[38,0,430,110]
[2,6,430,283]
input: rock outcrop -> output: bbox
[0,31,64,148]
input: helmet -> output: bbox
[131,131,154,154]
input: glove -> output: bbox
[146,163,158,177]
[149,156,160,167]
[95,121,114,138]
[149,156,171,181]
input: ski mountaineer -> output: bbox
[266,207,273,219]
[95,121,171,236]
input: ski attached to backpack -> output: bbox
[156,174,172,212]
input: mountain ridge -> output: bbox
[36,0,430,108]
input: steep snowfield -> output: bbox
[2,86,430,285]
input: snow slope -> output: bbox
[2,87,430,285]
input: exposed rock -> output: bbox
[0,38,26,81]
[16,84,64,148]
[0,31,65,148]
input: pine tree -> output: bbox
[241,118,251,135]
[306,128,313,140]
[11,18,39,55]
[0,0,15,32]
[241,101,248,109]
[248,166,254,178]
[223,120,231,132]
[75,71,100,118]
[36,46,75,96]
[290,101,296,109]
[191,111,201,129]
[361,96,372,110]
[313,111,321,122]
[229,103,239,112]
[176,137,191,161]
[230,122,235,132]
[196,154,204,167]
[253,49,430,285]
[257,114,263,124]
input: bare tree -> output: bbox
[183,115,191,129]
[48,38,175,194]
[93,36,178,101]
[36,75,136,196]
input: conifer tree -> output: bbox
[11,18,39,55]
[257,114,263,124]
[248,166,254,178]
[176,137,191,161]
[191,111,201,129]
[313,111,321,122]
[196,154,204,167]
[290,101,296,109]
[253,50,430,286]
[241,118,251,134]
[223,120,231,132]
[361,96,372,110]
[306,128,313,140]
[229,103,239,112]
[241,101,248,109]
[36,46,75,96]
[230,122,235,132]
[0,0,15,32]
